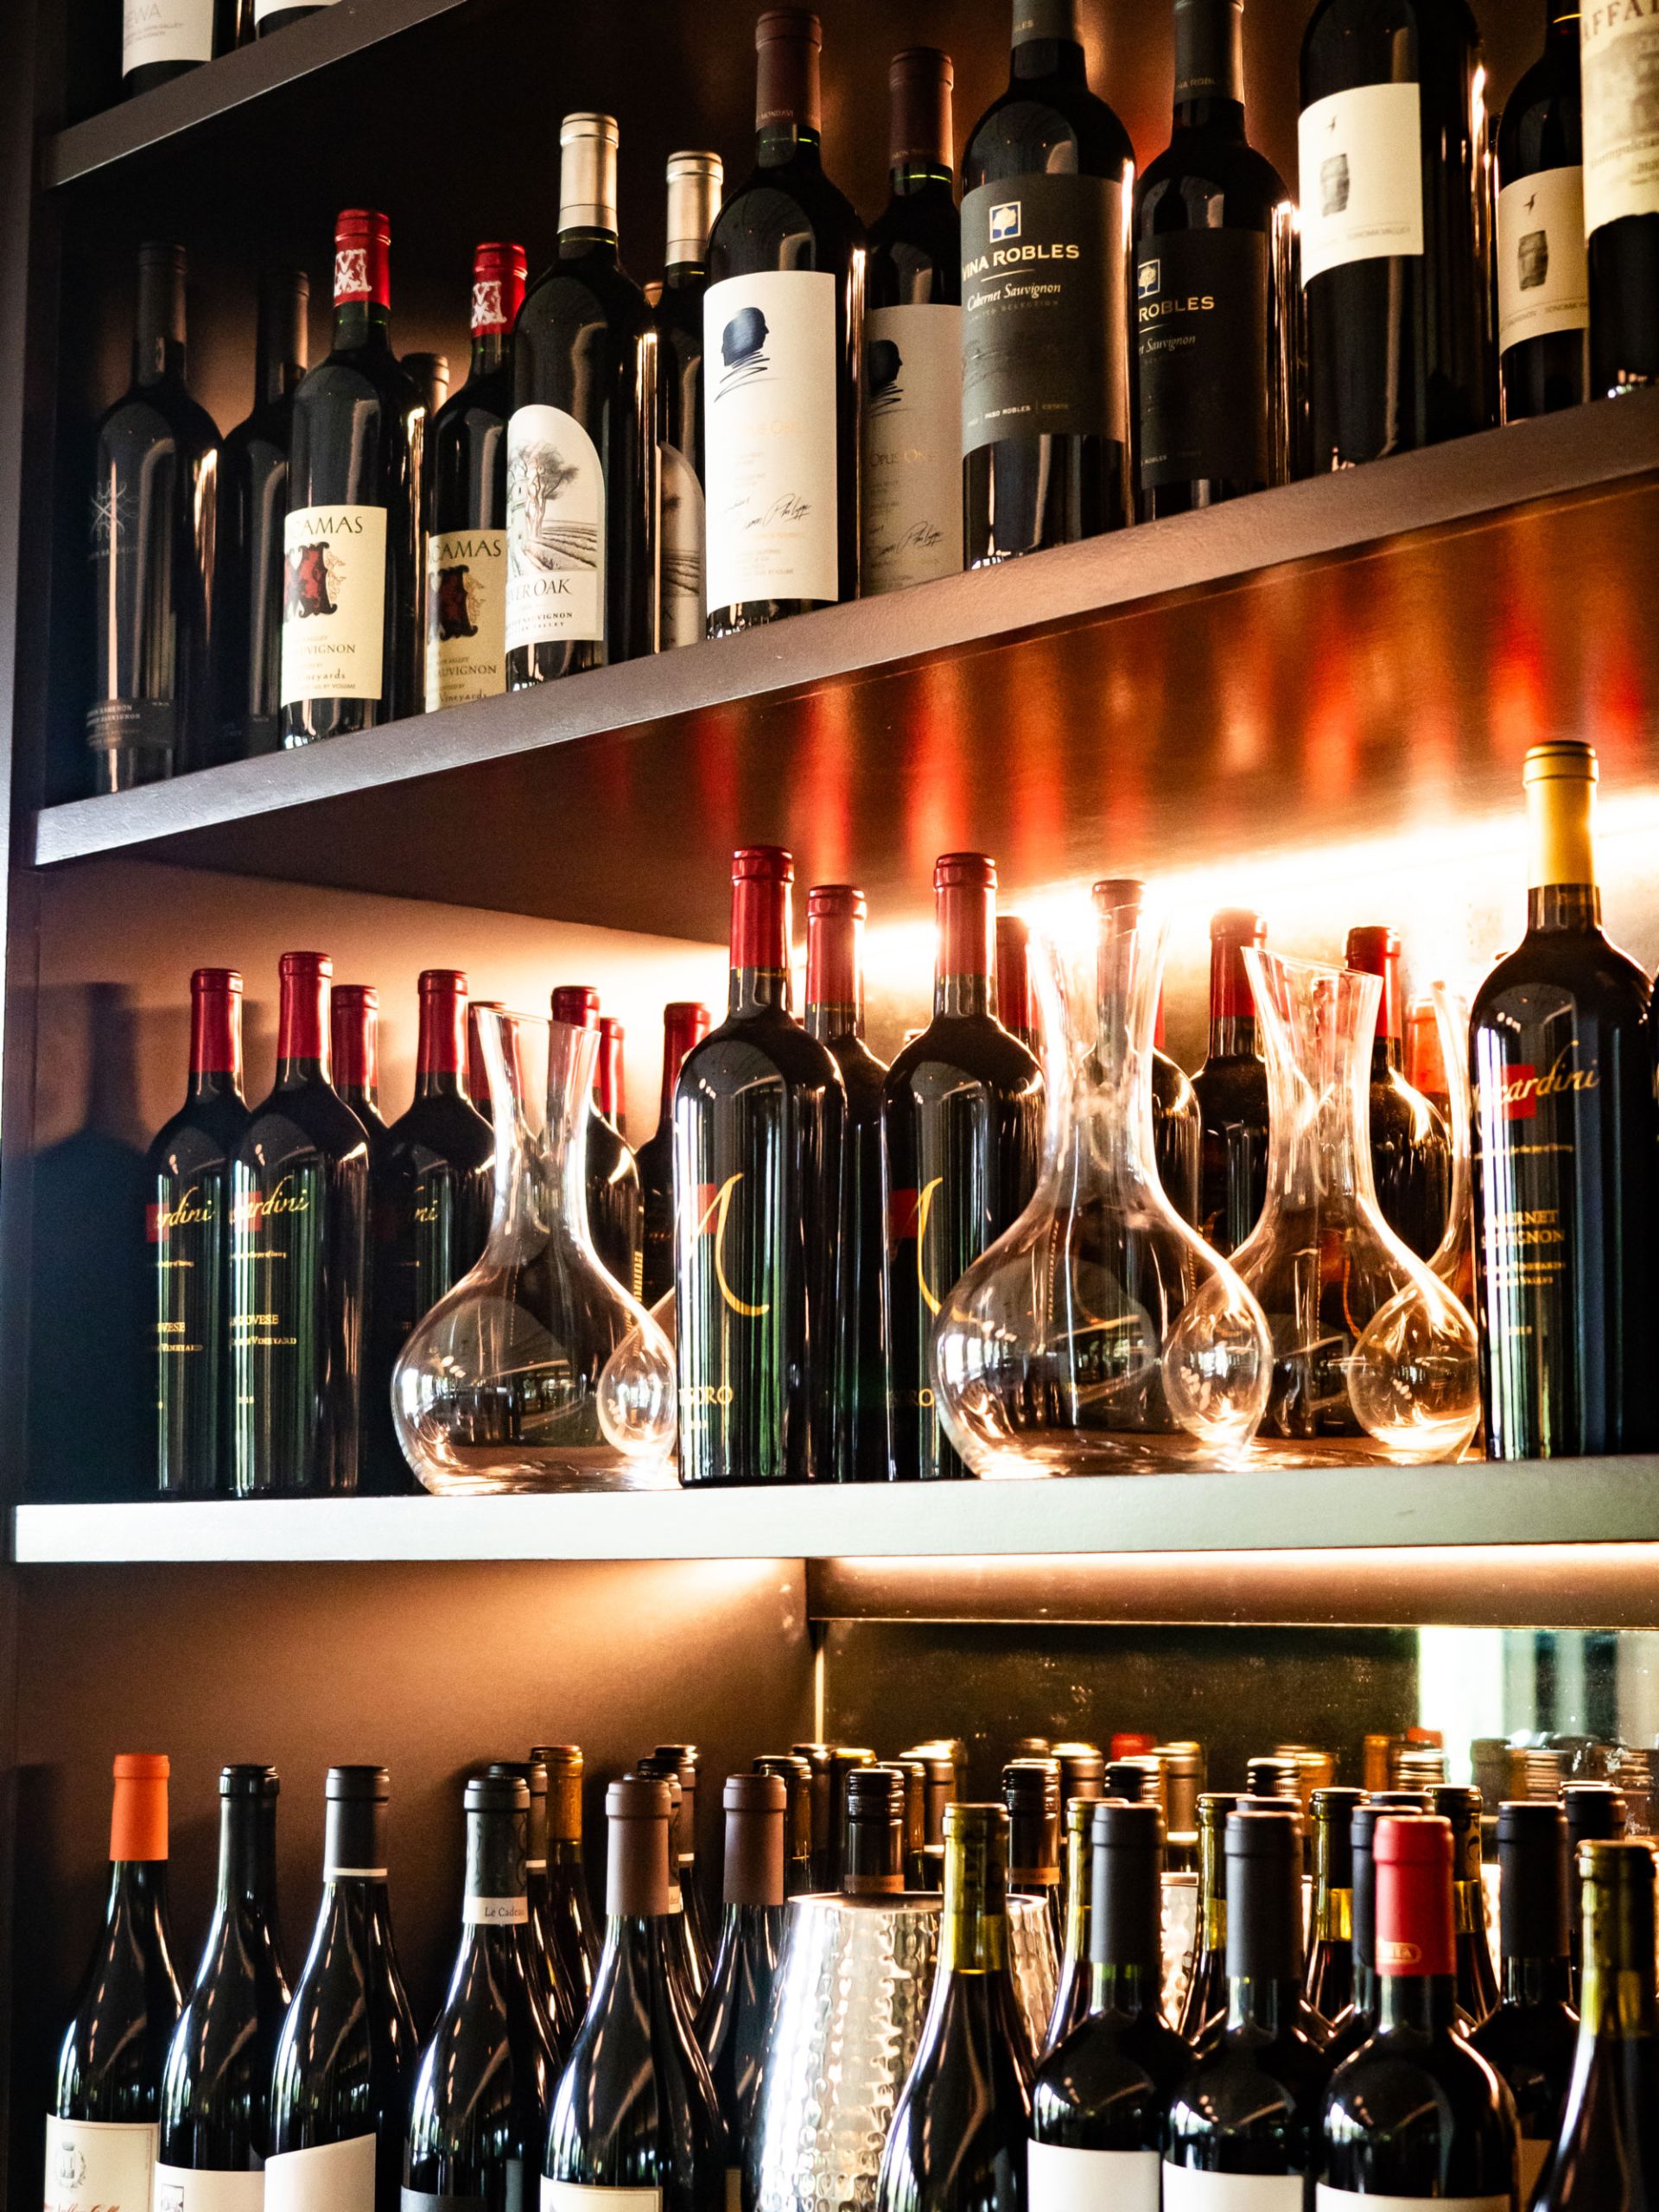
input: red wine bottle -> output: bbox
[231,951,370,1496]
[883,853,1044,1482]
[675,848,847,1485]
[1469,1801,1578,2200]
[531,1744,603,2005]
[332,982,387,1139]
[1192,909,1270,1255]
[1564,1783,1627,2005]
[1304,1787,1362,2024]
[1005,1758,1065,1950]
[89,244,219,792]
[703,10,864,634]
[48,1755,183,2212]
[1044,1796,1096,2050]
[506,114,652,684]
[805,885,889,1483]
[1497,0,1589,417]
[863,47,963,595]
[639,1001,712,1308]
[149,967,249,1495]
[654,153,723,650]
[598,1017,628,1138]
[1582,0,1659,393]
[995,916,1039,1054]
[123,0,214,94]
[1431,1785,1499,2026]
[552,985,644,1300]
[1345,925,1452,1262]
[283,210,423,744]
[962,0,1135,563]
[1324,1792,1433,2063]
[696,1772,788,2193]
[425,243,526,712]
[214,267,308,761]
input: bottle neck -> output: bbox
[255,276,307,407]
[1503,1954,1573,2005]
[1225,1974,1303,2035]
[1011,0,1087,86]
[941,1832,1011,1974]
[887,159,953,198]
[333,298,394,356]
[134,255,187,388]
[1526,769,1599,930]
[1528,884,1602,931]
[1313,1876,1353,1948]
[1174,91,1246,130]
[1087,1959,1158,2017]
[463,1808,529,1932]
[662,257,707,289]
[756,29,823,168]
[108,1857,170,1934]
[467,328,508,380]
[1377,1971,1462,2035]
[729,877,793,1020]
[1173,0,1246,127]
[416,989,468,1097]
[1207,938,1258,1060]
[215,1796,278,1923]
[1547,0,1580,44]
[559,225,619,261]
[189,991,244,1101]
[935,885,995,1020]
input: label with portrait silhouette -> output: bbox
[1298,82,1424,283]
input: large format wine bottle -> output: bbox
[332,984,387,1141]
[653,153,723,650]
[1582,0,1659,392]
[1497,0,1589,417]
[883,853,1043,1481]
[283,210,423,743]
[702,8,864,634]
[1473,741,1659,1455]
[1469,1802,1578,2200]
[862,47,963,595]
[1134,0,1297,514]
[1192,911,1270,1255]
[48,1755,183,2212]
[696,1771,788,2195]
[876,1804,1034,2212]
[425,243,526,710]
[639,1002,712,1308]
[158,1765,292,2206]
[215,267,308,760]
[1304,1787,1362,2025]
[531,1743,603,2005]
[123,0,215,92]
[230,950,370,1495]
[149,966,249,1494]
[268,1767,418,2212]
[675,847,846,1485]
[552,985,644,1299]
[544,1775,726,2212]
[1321,1814,1518,2204]
[1176,1792,1238,2049]
[1345,925,1452,1262]
[961,0,1135,563]
[1299,0,1491,465]
[89,242,219,792]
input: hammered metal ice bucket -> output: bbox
[747,1891,1058,2212]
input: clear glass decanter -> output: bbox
[931,884,1273,1476]
[391,1008,677,1493]
[1232,950,1481,1465]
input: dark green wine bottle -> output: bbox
[1470,1800,1578,2202]
[1176,1792,1237,2049]
[1304,1788,1363,2025]
[1045,1797,1097,2053]
[696,1772,787,2195]
[532,1744,603,2006]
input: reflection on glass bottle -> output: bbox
[1344,925,1451,1261]
[1192,909,1270,1255]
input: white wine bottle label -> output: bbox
[542,2186,664,2212]
[1582,0,1659,232]
[658,442,707,649]
[122,0,213,72]
[1164,2170,1306,2210]
[861,302,963,595]
[154,2165,268,2212]
[505,405,606,651]
[280,504,388,705]
[1316,2194,1510,2210]
[1030,2140,1160,2212]
[1299,82,1425,282]
[264,2133,376,2212]
[255,0,338,16]
[425,528,507,709]
[703,268,840,613]
[46,2117,157,2212]
[1497,166,1590,351]
[463,1893,530,1923]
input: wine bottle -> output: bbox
[1005,1759,1065,1950]
[1192,909,1270,1255]
[1582,0,1659,393]
[1300,0,1491,465]
[1164,1808,1332,2198]
[654,152,723,650]
[158,1765,292,2204]
[89,243,219,792]
[753,1753,816,1897]
[149,967,249,1494]
[599,1019,628,1140]
[552,986,644,1299]
[214,267,308,760]
[634,1755,709,2003]
[896,1759,931,1889]
[48,1755,183,2212]
[995,917,1039,1054]
[1497,0,1590,416]
[789,1742,834,1885]
[531,1744,603,2006]
[638,1001,712,1308]
[268,1767,418,2212]
[675,848,847,1485]
[875,1804,1034,2212]
[1134,0,1298,514]
[862,46,963,595]
[842,1765,907,1894]
[479,1759,575,2063]
[1321,1814,1518,2203]
[1324,1793,1433,2065]
[505,113,652,684]
[1044,1797,1096,2052]
[1303,1787,1362,2027]
[1469,1801,1578,2200]
[403,353,450,436]
[365,969,494,1489]
[703,8,864,634]
[1430,1785,1499,2027]
[1177,1792,1238,2050]
[230,950,370,1496]
[404,1772,553,2209]
[425,243,526,711]
[655,1745,722,1972]
[1344,925,1452,1261]
[804,884,889,1482]
[961,0,1135,564]
[1154,1005,1202,1228]
[1031,1802,1191,2205]
[883,853,1044,1481]
[696,1771,788,2195]
[1471,741,1659,1457]
[544,1775,726,2212]
[1057,1745,1107,1830]
[123,0,215,92]
[900,1744,957,1896]
[1563,1783,1627,2005]
[331,984,387,1141]
[283,209,423,744]
[257,0,329,35]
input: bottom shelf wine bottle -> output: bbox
[1469,1801,1578,2201]
[696,1771,787,2198]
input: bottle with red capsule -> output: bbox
[552,986,643,1300]
[332,983,386,1141]
[638,1003,713,1309]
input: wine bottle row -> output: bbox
[89,0,1659,791]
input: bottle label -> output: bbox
[1316,2196,1510,2211]
[463,1894,531,1923]
[151,1166,231,1485]
[504,405,606,650]
[123,0,213,71]
[960,171,1129,455]
[264,2135,376,2212]
[45,2117,157,2212]
[542,2189,664,2212]
[1135,229,1272,488]
[1164,2172,1305,2210]
[1030,2142,1160,2212]
[1298,82,1425,282]
[425,529,507,709]
[280,504,388,705]
[86,698,175,760]
[155,2167,268,2212]
[658,442,706,648]
[1582,0,1659,232]
[861,302,963,595]
[702,268,841,613]
[1497,167,1590,349]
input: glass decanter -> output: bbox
[1233,950,1480,1465]
[931,884,1273,1476]
[391,1007,677,1493]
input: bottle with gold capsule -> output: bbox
[1304,1788,1363,2025]
[1045,1796,1097,2055]
[1178,1793,1238,2050]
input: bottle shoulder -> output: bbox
[238,1082,372,1165]
[519,252,651,336]
[1136,131,1290,221]
[885,1014,1045,1101]
[1472,927,1654,1024]
[963,84,1136,187]
[680,1013,846,1098]
[1034,2007,1192,2132]
[96,383,220,460]
[708,162,866,270]
[1468,1994,1580,2071]
[147,1094,251,1173]
[1171,2023,1332,2133]
[381,1090,495,1172]
[1326,2018,1510,2111]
